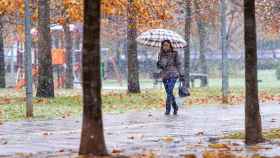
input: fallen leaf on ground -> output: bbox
[133,151,157,158]
[0,98,12,105]
[247,145,272,151]
[161,136,174,143]
[203,151,217,158]
[208,143,230,150]
[34,98,49,104]
[183,154,196,158]
[62,111,71,118]
[112,148,124,154]
[203,151,238,158]
[43,132,52,136]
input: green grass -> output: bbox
[0,90,166,121]
[1,86,280,122]
[0,97,82,121]
[224,129,280,140]
[0,70,279,122]
[197,70,280,89]
[102,70,280,89]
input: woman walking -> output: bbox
[157,40,184,115]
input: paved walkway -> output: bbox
[0,104,280,157]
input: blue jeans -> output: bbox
[163,77,178,113]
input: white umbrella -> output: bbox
[136,29,187,48]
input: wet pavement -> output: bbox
[0,103,280,157]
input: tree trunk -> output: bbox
[0,18,5,88]
[220,0,229,103]
[194,0,208,87]
[36,0,54,98]
[244,0,263,145]
[24,0,33,117]
[33,41,38,89]
[184,0,191,88]
[116,41,122,68]
[127,0,140,93]
[79,0,108,156]
[63,23,74,89]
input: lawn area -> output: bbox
[0,70,280,122]
[224,128,280,140]
[210,69,280,89]
[102,70,280,89]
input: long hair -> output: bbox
[159,40,174,58]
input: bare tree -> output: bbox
[0,17,5,88]
[194,0,208,87]
[37,0,55,98]
[220,0,229,103]
[63,22,74,89]
[24,0,33,117]
[127,0,141,93]
[79,0,108,156]
[184,0,192,88]
[244,0,264,145]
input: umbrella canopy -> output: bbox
[136,29,187,48]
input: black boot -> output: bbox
[165,102,171,115]
[172,100,178,115]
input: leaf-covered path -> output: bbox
[0,103,280,158]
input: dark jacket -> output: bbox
[157,50,183,80]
